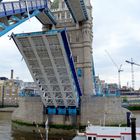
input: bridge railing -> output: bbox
[0,0,47,18]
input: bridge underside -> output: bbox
[64,0,88,23]
[12,30,82,115]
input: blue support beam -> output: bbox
[48,107,56,115]
[45,106,78,115]
[58,108,66,115]
[0,0,56,36]
[44,9,57,25]
[60,29,82,97]
[0,10,40,37]
[64,0,88,23]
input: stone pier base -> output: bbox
[80,96,129,126]
[12,97,44,125]
[12,96,129,127]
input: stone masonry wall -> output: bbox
[12,97,44,125]
[80,96,129,126]
[12,96,129,126]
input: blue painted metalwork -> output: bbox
[79,0,88,20]
[0,10,40,36]
[14,29,60,37]
[68,107,77,115]
[0,22,7,29]
[44,8,57,25]
[77,68,82,77]
[64,0,77,23]
[64,0,88,22]
[60,29,82,97]
[0,0,47,36]
[19,87,40,97]
[0,0,47,18]
[44,107,78,115]
[57,108,66,115]
[47,107,56,115]
[36,8,57,25]
[0,0,57,36]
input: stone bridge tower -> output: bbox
[44,0,95,96]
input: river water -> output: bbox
[0,112,45,140]
[0,111,140,140]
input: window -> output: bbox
[66,11,70,19]
[61,12,65,19]
[58,13,60,19]
[62,1,65,9]
[110,139,114,140]
[103,139,106,140]
[88,137,92,140]
[73,56,78,63]
[93,137,96,140]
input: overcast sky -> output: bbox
[92,0,140,89]
[0,0,140,89]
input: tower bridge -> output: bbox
[11,0,94,115]
[1,0,128,125]
[0,0,94,115]
[12,29,82,115]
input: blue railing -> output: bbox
[0,0,47,18]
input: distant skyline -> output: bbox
[0,0,140,89]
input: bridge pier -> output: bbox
[80,96,129,126]
[12,96,129,127]
[11,0,129,131]
[12,97,44,125]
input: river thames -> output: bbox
[0,111,140,140]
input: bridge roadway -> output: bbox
[1,0,89,115]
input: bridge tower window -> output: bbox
[62,1,65,9]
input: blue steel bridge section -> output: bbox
[0,0,88,36]
[0,0,56,36]
[1,0,90,115]
[64,0,88,23]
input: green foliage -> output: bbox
[12,120,44,127]
[127,105,140,111]
[79,125,86,132]
[122,97,128,102]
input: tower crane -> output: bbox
[125,58,140,90]
[105,50,123,89]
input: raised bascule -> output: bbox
[0,0,128,126]
[10,0,94,116]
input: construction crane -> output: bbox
[105,50,123,89]
[125,58,140,91]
